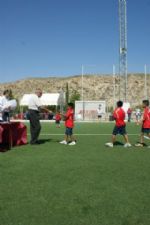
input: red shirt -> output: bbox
[142,107,150,128]
[65,108,74,128]
[55,113,61,121]
[113,107,126,127]
[127,108,132,114]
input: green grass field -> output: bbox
[1,122,150,225]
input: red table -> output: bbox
[0,122,27,152]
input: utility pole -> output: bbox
[119,0,127,102]
[81,65,84,120]
[113,65,116,109]
[144,64,148,100]
[81,65,84,102]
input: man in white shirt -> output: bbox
[0,95,2,121]
[97,104,103,120]
[0,90,12,122]
[28,88,50,145]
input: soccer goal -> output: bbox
[75,100,106,121]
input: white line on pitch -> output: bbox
[27,133,139,136]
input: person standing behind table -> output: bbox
[0,93,3,121]
[1,89,12,122]
[28,88,50,145]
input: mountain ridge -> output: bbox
[0,73,149,107]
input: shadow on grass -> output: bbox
[39,138,63,144]
[113,141,124,146]
[38,138,52,144]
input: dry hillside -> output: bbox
[0,74,149,107]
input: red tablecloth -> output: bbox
[0,122,27,152]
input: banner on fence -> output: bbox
[75,100,106,121]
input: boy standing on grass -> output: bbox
[135,100,150,147]
[55,111,61,128]
[60,102,76,145]
[135,108,142,125]
[105,100,131,148]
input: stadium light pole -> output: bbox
[81,64,84,101]
[81,64,84,120]
[119,0,128,102]
[144,64,148,100]
[113,64,116,109]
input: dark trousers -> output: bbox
[2,112,10,122]
[29,110,41,144]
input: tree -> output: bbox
[65,82,69,105]
[70,90,80,104]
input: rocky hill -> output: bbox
[0,74,149,107]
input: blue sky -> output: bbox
[0,0,150,83]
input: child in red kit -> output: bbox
[105,100,131,148]
[55,111,61,128]
[60,103,76,145]
[135,100,150,147]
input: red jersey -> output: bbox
[65,108,74,128]
[55,113,61,121]
[113,107,126,127]
[127,108,132,114]
[142,107,150,128]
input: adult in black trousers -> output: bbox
[29,109,41,144]
[28,89,44,145]
[28,89,51,145]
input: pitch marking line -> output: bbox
[27,133,139,136]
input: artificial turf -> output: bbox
[0,122,150,225]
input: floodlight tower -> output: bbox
[119,0,127,101]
